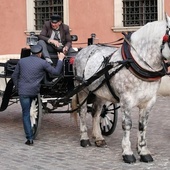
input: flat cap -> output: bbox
[30,44,43,54]
[51,14,62,23]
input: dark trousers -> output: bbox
[38,40,57,59]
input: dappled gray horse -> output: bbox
[73,14,170,163]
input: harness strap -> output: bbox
[105,71,119,102]
[98,37,124,46]
[101,55,120,102]
[91,58,128,102]
[60,64,114,102]
[71,93,89,113]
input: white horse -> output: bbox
[73,14,170,163]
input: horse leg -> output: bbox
[122,108,136,163]
[137,99,155,162]
[91,98,106,147]
[78,92,91,147]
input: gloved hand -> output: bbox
[45,58,53,64]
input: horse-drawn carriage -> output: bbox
[1,13,170,163]
[0,33,119,141]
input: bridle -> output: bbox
[160,16,170,54]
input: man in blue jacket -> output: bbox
[12,44,65,145]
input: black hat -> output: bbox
[31,44,43,54]
[51,14,62,23]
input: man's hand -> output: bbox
[48,39,60,47]
[63,46,68,54]
[58,53,65,61]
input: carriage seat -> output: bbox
[5,59,19,76]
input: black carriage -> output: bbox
[0,33,119,139]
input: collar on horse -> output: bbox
[121,32,168,82]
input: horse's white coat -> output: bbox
[73,14,170,163]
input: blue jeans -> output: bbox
[19,95,35,140]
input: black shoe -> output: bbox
[25,140,34,146]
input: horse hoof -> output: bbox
[140,154,154,163]
[95,140,107,147]
[123,155,136,164]
[80,139,91,147]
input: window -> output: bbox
[113,0,164,32]
[34,0,64,30]
[122,0,157,27]
[26,0,69,33]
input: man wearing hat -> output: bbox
[38,14,72,64]
[12,44,65,145]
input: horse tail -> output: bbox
[71,95,79,126]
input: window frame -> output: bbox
[26,0,69,34]
[113,0,165,32]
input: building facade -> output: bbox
[0,0,169,60]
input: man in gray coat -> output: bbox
[38,14,72,64]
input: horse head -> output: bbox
[161,13,170,60]
[127,13,170,73]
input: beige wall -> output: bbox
[164,0,170,13]
[0,0,170,56]
[0,0,27,55]
[69,0,122,48]
[0,0,120,55]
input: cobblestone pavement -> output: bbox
[0,96,170,170]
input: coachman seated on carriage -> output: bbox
[37,14,75,65]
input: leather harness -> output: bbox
[121,33,168,82]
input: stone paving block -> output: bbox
[0,96,170,169]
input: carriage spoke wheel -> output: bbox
[100,103,119,136]
[30,94,42,139]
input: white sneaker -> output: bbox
[45,58,53,64]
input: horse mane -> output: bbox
[132,20,166,43]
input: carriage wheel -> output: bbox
[100,103,119,136]
[30,94,42,139]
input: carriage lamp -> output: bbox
[88,33,99,45]
[26,32,38,46]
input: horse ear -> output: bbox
[165,12,170,22]
[164,12,170,28]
